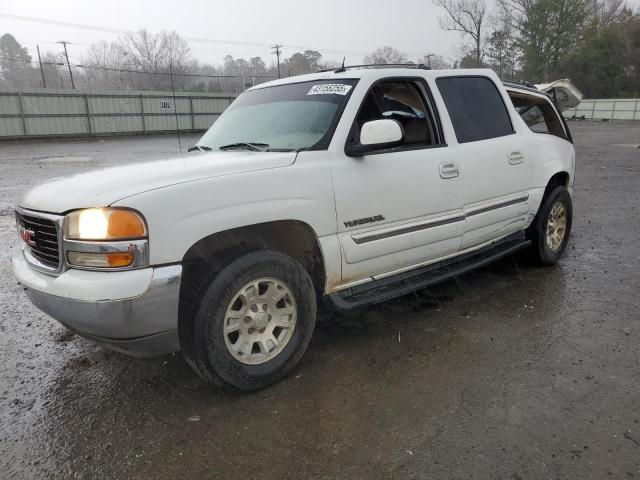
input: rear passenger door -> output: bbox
[436,76,532,250]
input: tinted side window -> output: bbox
[436,77,514,143]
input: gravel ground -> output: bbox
[1,123,639,479]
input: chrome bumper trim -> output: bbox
[24,264,182,356]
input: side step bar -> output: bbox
[327,232,532,312]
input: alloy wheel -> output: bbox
[223,277,297,365]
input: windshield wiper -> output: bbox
[187,145,212,152]
[218,142,269,152]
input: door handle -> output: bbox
[509,151,525,164]
[439,162,459,179]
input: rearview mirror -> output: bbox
[346,119,404,157]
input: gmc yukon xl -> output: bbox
[13,67,575,390]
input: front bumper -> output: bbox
[12,250,181,357]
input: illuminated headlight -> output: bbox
[65,208,147,240]
[63,208,149,270]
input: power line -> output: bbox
[1,56,65,67]
[0,55,278,79]
[21,41,91,47]
[0,14,129,35]
[0,13,386,57]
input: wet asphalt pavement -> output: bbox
[1,123,639,479]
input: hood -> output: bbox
[20,151,297,213]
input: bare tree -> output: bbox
[120,29,191,89]
[434,0,488,66]
[83,40,130,89]
[162,31,191,69]
[82,30,192,91]
[364,46,409,64]
[84,40,128,68]
[587,0,627,30]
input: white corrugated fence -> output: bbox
[0,88,236,139]
[566,98,640,121]
[2,90,638,140]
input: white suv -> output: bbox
[13,67,575,390]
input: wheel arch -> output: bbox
[543,171,571,199]
[179,220,327,323]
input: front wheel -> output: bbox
[526,185,573,265]
[180,250,317,391]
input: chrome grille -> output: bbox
[16,211,61,270]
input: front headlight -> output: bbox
[64,208,147,240]
[63,208,149,270]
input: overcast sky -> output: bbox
[1,0,467,67]
[3,0,639,68]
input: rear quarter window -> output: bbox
[436,76,514,144]
[508,91,569,140]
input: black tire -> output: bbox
[525,185,573,265]
[179,250,317,391]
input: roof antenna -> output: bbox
[335,57,346,73]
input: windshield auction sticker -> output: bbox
[307,84,353,96]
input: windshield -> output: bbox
[197,79,358,151]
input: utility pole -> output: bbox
[57,41,75,89]
[36,45,46,88]
[424,53,434,69]
[168,62,182,153]
[271,44,282,78]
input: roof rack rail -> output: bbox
[318,63,431,74]
[502,80,539,92]
[502,79,560,103]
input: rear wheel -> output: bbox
[526,185,573,265]
[179,250,317,391]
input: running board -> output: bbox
[327,232,531,311]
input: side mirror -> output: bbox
[346,119,404,157]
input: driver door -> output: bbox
[329,77,465,284]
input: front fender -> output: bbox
[112,151,337,266]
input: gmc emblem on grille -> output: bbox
[18,224,36,246]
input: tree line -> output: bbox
[0,30,364,94]
[0,31,458,94]
[434,0,640,97]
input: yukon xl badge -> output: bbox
[344,215,385,228]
